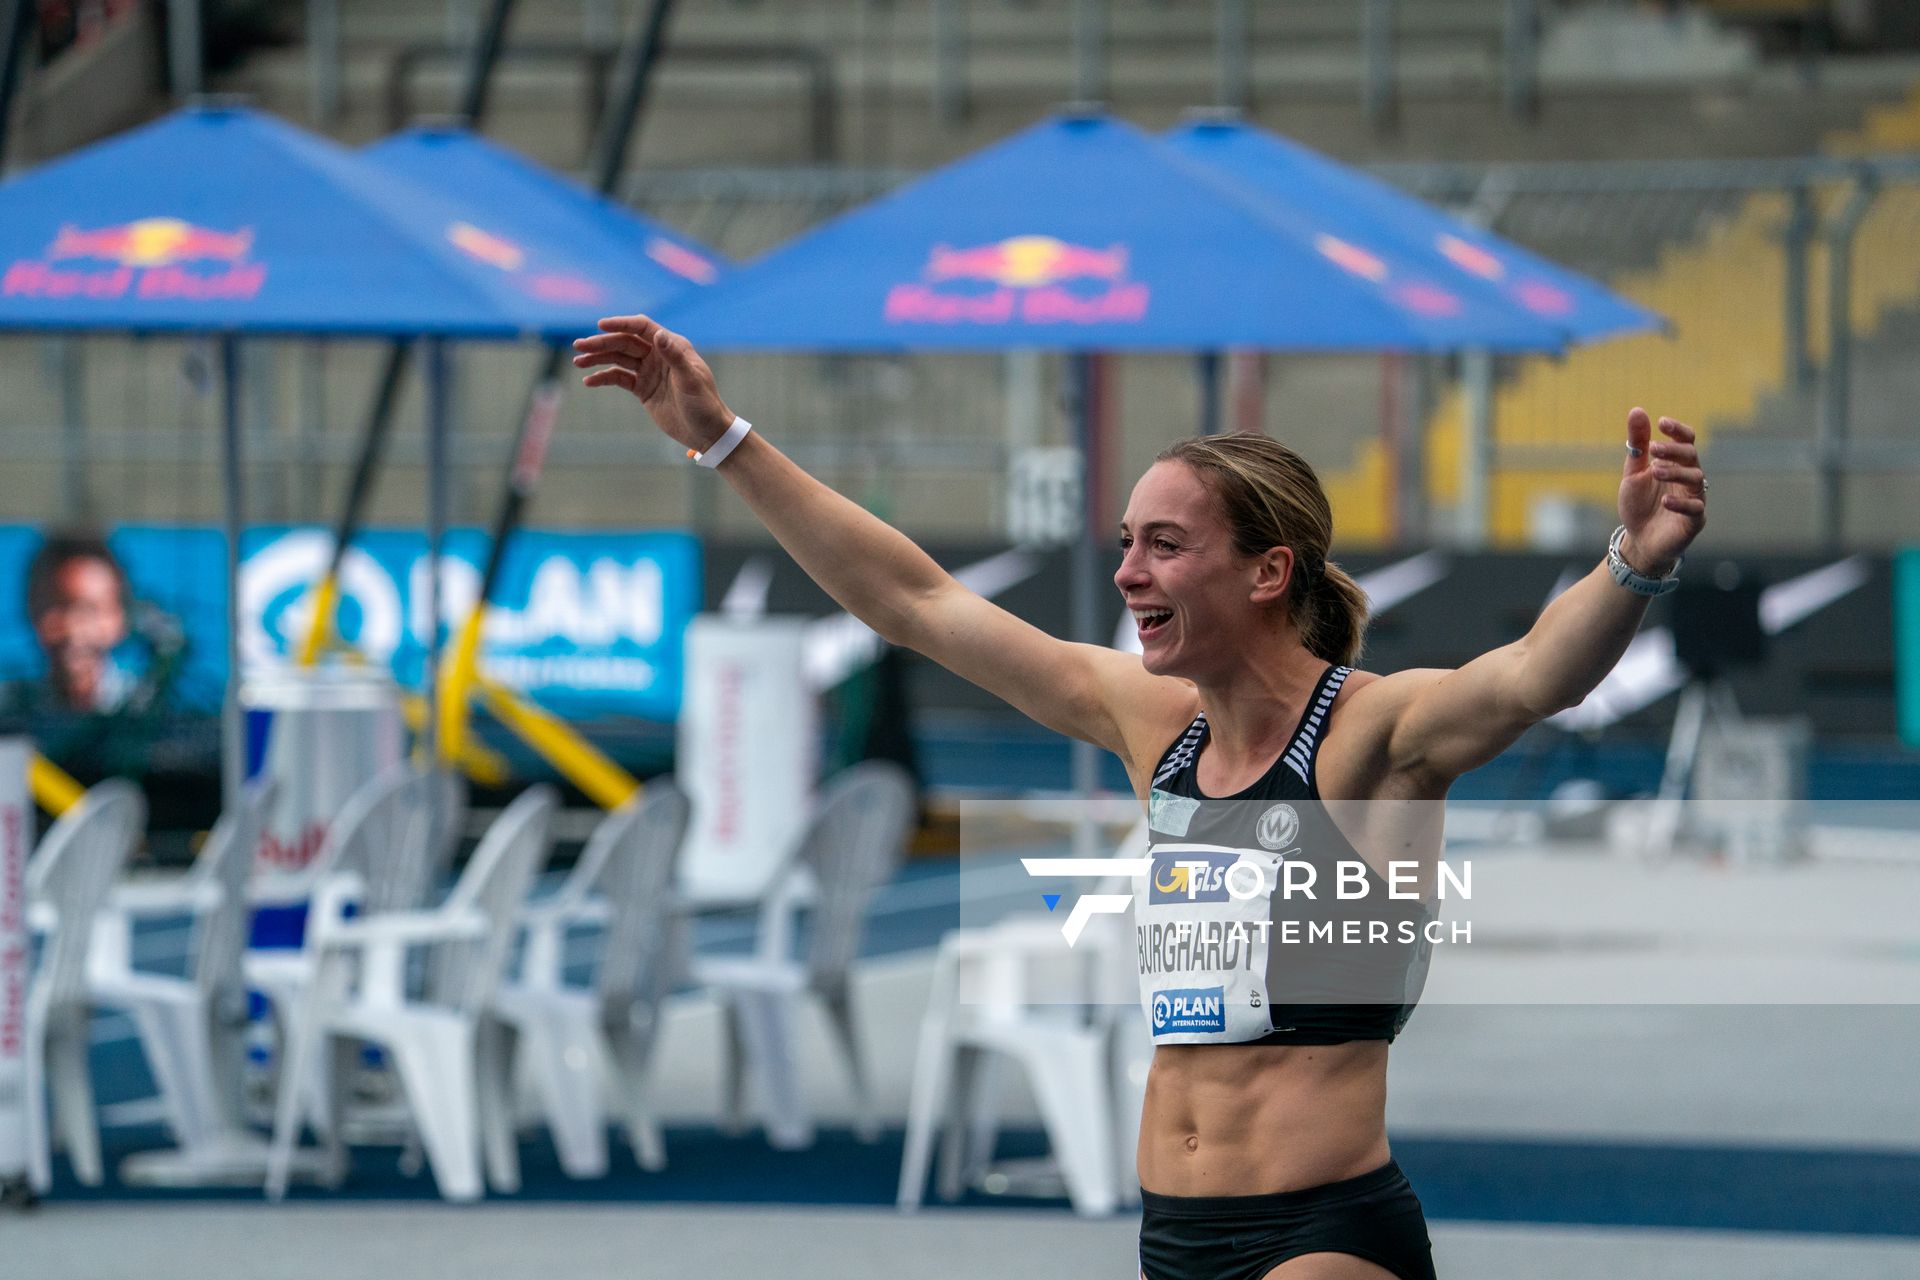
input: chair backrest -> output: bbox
[331,763,449,918]
[422,766,469,892]
[28,778,144,1008]
[796,762,916,988]
[425,785,557,1016]
[297,762,407,894]
[189,778,279,997]
[589,781,692,1017]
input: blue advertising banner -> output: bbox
[0,525,701,723]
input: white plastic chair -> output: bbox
[897,819,1148,1218]
[245,762,462,1054]
[88,779,280,1185]
[24,778,144,1193]
[693,761,916,1150]
[265,785,557,1203]
[494,781,692,1179]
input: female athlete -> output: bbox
[574,315,1708,1280]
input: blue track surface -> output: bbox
[43,1121,1920,1239]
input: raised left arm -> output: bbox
[1352,407,1706,788]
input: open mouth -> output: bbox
[1132,607,1172,638]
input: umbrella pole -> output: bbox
[1070,351,1100,858]
[1197,349,1222,436]
[1460,348,1492,549]
[423,338,449,765]
[219,335,244,810]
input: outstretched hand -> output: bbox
[1618,406,1706,575]
[572,315,735,454]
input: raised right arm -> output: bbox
[573,316,1192,774]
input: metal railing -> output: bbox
[296,0,1559,139]
[6,152,1919,550]
[385,39,841,162]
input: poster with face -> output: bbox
[0,524,702,809]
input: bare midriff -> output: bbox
[1137,1040,1390,1196]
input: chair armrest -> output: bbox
[108,877,222,918]
[519,896,612,930]
[316,908,488,951]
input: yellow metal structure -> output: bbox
[29,753,84,815]
[472,674,640,810]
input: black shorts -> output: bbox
[1138,1160,1437,1280]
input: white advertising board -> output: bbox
[677,617,816,906]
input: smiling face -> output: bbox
[32,555,127,709]
[1116,460,1294,681]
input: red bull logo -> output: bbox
[885,234,1150,327]
[450,222,607,306]
[1393,282,1463,317]
[926,235,1127,288]
[51,217,253,267]
[448,222,526,271]
[1436,233,1505,282]
[1319,234,1473,320]
[1515,278,1574,317]
[647,237,720,285]
[5,216,265,301]
[525,272,604,305]
[1316,234,1388,283]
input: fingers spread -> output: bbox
[596,314,661,337]
[581,367,636,391]
[568,347,645,372]
[573,332,653,356]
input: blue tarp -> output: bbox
[1162,119,1662,343]
[360,125,727,320]
[0,105,625,337]
[652,114,1570,353]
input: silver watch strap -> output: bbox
[1607,525,1680,597]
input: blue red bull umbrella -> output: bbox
[651,113,1569,353]
[0,104,622,337]
[360,124,727,318]
[1161,118,1661,343]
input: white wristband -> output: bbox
[689,416,752,469]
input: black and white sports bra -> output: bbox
[1135,664,1431,1046]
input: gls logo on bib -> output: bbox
[1151,987,1227,1036]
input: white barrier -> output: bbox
[677,616,816,907]
[0,738,28,1189]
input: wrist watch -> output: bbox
[1607,525,1680,597]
